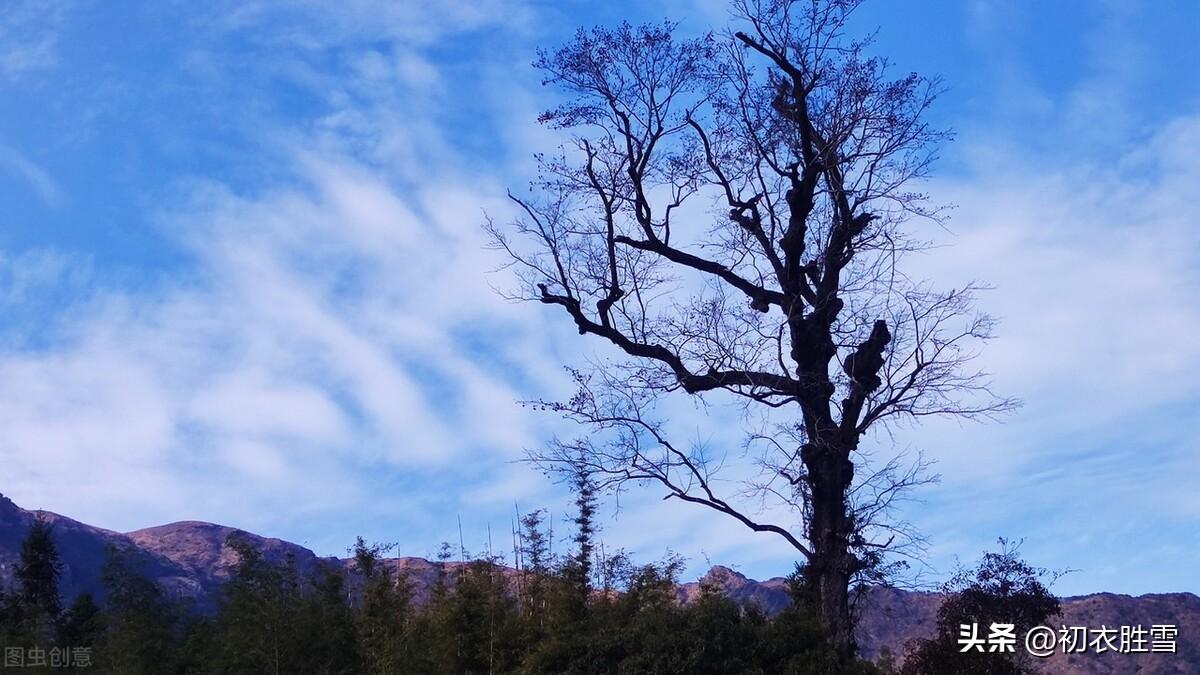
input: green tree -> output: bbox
[209,536,304,674]
[518,511,555,627]
[681,574,761,674]
[901,540,1060,675]
[749,567,864,674]
[209,536,360,674]
[300,561,361,675]
[352,538,416,675]
[428,556,519,675]
[11,516,64,643]
[57,592,103,650]
[565,469,597,601]
[96,545,179,675]
[609,557,690,674]
[176,616,219,675]
[519,476,601,674]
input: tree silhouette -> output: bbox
[0,520,892,672]
[212,535,360,674]
[490,0,1014,654]
[57,592,102,649]
[97,545,179,674]
[352,537,417,674]
[11,516,64,642]
[901,539,1060,674]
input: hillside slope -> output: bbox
[1,493,1195,672]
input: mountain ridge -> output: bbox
[1,493,1195,672]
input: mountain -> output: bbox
[0,493,192,605]
[1,493,1196,672]
[125,520,334,610]
[688,567,1199,673]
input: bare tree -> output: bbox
[488,0,1015,655]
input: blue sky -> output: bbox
[1,0,1198,596]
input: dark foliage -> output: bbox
[900,540,1060,675]
[0,504,1063,674]
[6,516,64,643]
[0,504,887,674]
[203,535,361,675]
[95,545,180,674]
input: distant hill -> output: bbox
[684,566,1200,673]
[1,493,1195,672]
[0,493,193,606]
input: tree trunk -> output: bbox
[805,437,858,658]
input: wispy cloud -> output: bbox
[0,0,1194,594]
[0,1,69,79]
[0,143,62,207]
[896,103,1200,594]
[0,0,561,552]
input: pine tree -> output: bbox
[518,511,553,623]
[565,469,597,604]
[520,471,603,673]
[13,516,64,642]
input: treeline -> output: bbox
[1,495,1057,674]
[0,490,880,674]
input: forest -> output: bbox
[0,481,1058,674]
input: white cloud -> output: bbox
[0,0,1194,595]
[0,1,68,79]
[882,114,1200,593]
[0,0,562,545]
[933,115,1200,431]
[0,149,560,536]
[0,143,62,207]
